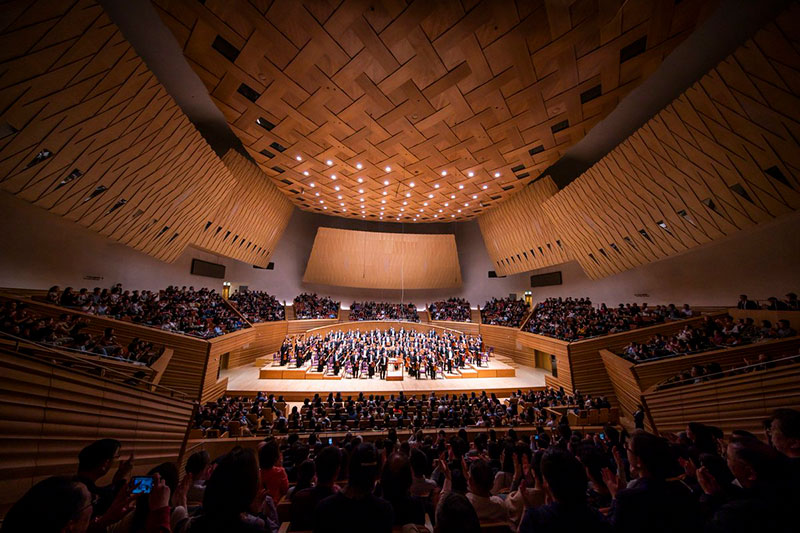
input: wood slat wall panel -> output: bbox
[303,228,462,289]
[643,363,800,438]
[226,322,288,368]
[192,151,294,267]
[153,0,714,223]
[478,177,572,276]
[517,331,571,390]
[287,319,340,335]
[0,349,193,515]
[0,0,236,263]
[541,7,800,279]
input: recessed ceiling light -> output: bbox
[423,202,428,206]
[409,182,415,187]
[451,214,455,218]
[382,191,387,196]
[331,174,336,180]
[356,163,363,169]
[326,160,333,166]
[381,199,386,204]
[400,208,405,211]
[403,201,408,205]
[296,155,302,161]
[428,194,433,198]
[464,203,469,207]
[319,200,324,204]
[361,210,365,213]
[303,171,309,176]
[441,170,447,176]
[383,180,389,186]
[385,166,391,172]
[472,195,477,199]
[396,217,400,220]
[434,215,438,218]
[360,198,364,202]
[310,182,315,187]
[337,195,342,199]
[358,189,364,194]
[340,202,344,206]
[380,216,383,219]
[458,209,462,213]
[357,177,363,183]
[342,208,346,211]
[315,192,320,196]
[434,184,440,189]
[381,207,385,210]
[405,193,411,198]
[323,206,327,210]
[494,172,500,177]
[362,215,365,218]
[444,202,449,207]
[458,184,464,189]
[335,186,340,191]
[467,171,474,177]
[419,209,424,212]
[438,209,442,213]
[482,185,488,189]
[450,194,455,199]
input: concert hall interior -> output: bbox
[1,0,799,532]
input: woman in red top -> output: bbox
[258,439,289,503]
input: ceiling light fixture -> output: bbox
[357,177,363,183]
[441,170,447,176]
[467,171,474,177]
[303,171,309,176]
[356,163,363,169]
[458,184,464,189]
[409,182,415,187]
[385,166,391,172]
[383,180,389,186]
[482,184,488,189]
[434,184,440,189]
[326,160,333,166]
[296,155,302,161]
[494,172,500,177]
[310,182,315,187]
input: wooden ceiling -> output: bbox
[303,227,462,289]
[154,0,715,223]
[479,3,800,279]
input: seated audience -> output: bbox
[621,314,798,362]
[480,297,530,327]
[313,443,393,532]
[525,297,690,340]
[0,301,162,365]
[47,284,246,338]
[349,301,420,322]
[258,439,289,504]
[428,298,471,322]
[293,293,339,319]
[290,446,341,530]
[228,291,284,322]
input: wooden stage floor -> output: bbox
[222,362,549,401]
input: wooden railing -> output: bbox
[0,346,194,516]
[642,360,800,438]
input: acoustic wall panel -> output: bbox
[478,176,572,276]
[542,7,800,279]
[303,227,462,289]
[0,0,235,263]
[193,150,294,266]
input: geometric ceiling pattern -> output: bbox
[0,0,237,263]
[482,3,800,279]
[155,0,716,223]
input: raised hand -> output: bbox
[697,466,721,495]
[150,473,170,510]
[601,467,622,498]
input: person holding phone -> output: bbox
[75,439,134,518]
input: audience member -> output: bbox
[293,293,339,319]
[228,291,284,322]
[349,301,420,322]
[481,297,530,328]
[429,298,471,322]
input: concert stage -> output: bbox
[221,361,549,401]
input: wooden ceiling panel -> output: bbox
[302,227,462,289]
[154,0,714,223]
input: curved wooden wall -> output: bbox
[478,177,572,276]
[0,0,235,263]
[192,151,294,267]
[477,5,800,279]
[303,228,462,289]
[643,362,800,438]
[0,348,193,516]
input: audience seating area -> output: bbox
[46,284,247,338]
[228,290,285,322]
[428,298,471,322]
[523,297,693,340]
[620,314,797,362]
[293,293,340,319]
[480,298,530,328]
[348,301,420,322]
